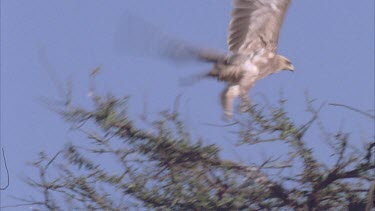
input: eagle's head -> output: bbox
[277,55,294,72]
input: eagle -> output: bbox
[116,0,294,119]
[186,0,295,119]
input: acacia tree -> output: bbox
[12,86,375,210]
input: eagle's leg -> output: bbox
[221,84,240,120]
[239,81,254,113]
[239,94,251,113]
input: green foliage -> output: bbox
[18,94,375,210]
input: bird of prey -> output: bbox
[115,0,294,119]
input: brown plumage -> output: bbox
[190,0,294,119]
[116,0,295,119]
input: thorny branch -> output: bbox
[6,94,374,210]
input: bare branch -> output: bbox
[329,103,375,119]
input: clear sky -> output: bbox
[1,0,374,208]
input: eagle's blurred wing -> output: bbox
[228,0,292,54]
[114,13,226,63]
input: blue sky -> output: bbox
[1,0,374,208]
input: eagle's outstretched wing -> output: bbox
[228,0,292,54]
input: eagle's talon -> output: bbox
[240,101,251,113]
[223,111,233,121]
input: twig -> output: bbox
[37,47,66,99]
[45,150,63,170]
[0,148,10,190]
[366,181,375,211]
[329,103,375,119]
[202,121,239,127]
[0,202,43,209]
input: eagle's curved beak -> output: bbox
[284,61,294,72]
[288,64,295,72]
